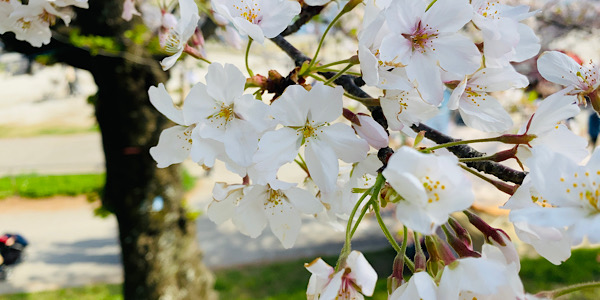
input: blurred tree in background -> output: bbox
[0,1,216,299]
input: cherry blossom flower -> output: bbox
[379,88,439,132]
[512,146,600,246]
[305,250,377,299]
[3,0,73,47]
[148,83,201,168]
[437,247,510,300]
[504,176,572,265]
[537,50,600,105]
[252,83,369,193]
[160,0,200,70]
[206,182,246,225]
[378,0,481,105]
[471,0,540,67]
[382,147,474,235]
[232,182,322,248]
[516,89,587,164]
[448,67,528,132]
[182,63,271,168]
[358,0,411,90]
[212,0,300,44]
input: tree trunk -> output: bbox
[91,53,216,300]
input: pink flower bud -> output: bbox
[352,114,389,149]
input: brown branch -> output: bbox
[269,34,527,185]
[281,4,325,37]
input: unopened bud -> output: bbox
[448,218,472,249]
[464,210,509,246]
[246,74,268,89]
[498,133,536,145]
[387,252,404,294]
[352,114,389,149]
[342,0,363,13]
[442,224,480,258]
[414,236,427,272]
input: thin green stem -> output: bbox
[324,63,355,85]
[199,57,212,64]
[304,10,346,75]
[343,93,380,106]
[424,136,503,152]
[536,281,600,299]
[335,187,373,271]
[350,201,371,238]
[311,58,352,71]
[373,201,401,253]
[245,38,254,77]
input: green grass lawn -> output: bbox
[1,247,598,300]
[0,169,196,199]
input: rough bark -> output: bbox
[1,1,216,299]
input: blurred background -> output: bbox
[0,0,599,299]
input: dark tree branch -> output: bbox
[281,4,325,37]
[269,34,527,185]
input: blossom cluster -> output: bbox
[0,0,88,47]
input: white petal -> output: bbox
[149,125,192,168]
[233,185,268,237]
[308,83,344,124]
[512,23,540,63]
[205,63,246,105]
[272,85,311,126]
[458,93,513,132]
[433,34,481,76]
[537,51,582,87]
[264,195,301,248]
[149,83,184,124]
[160,48,183,71]
[221,119,259,167]
[468,67,529,92]
[320,123,369,163]
[253,127,301,172]
[347,251,378,296]
[256,0,300,38]
[406,53,444,105]
[424,0,472,32]
[305,139,339,194]
[182,82,216,125]
[285,187,322,214]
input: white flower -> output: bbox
[160,0,200,70]
[232,182,322,248]
[504,176,573,265]
[253,83,369,193]
[357,0,412,90]
[378,0,481,105]
[382,147,474,235]
[305,250,377,300]
[472,0,540,67]
[380,88,439,132]
[516,89,588,164]
[206,182,245,225]
[537,50,600,104]
[512,146,600,246]
[437,251,510,300]
[389,271,438,300]
[448,67,527,132]
[213,0,300,44]
[183,63,272,168]
[148,83,195,168]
